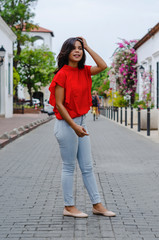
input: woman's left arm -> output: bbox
[78,37,107,75]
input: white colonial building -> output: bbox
[0,16,16,118]
[134,22,159,108]
[18,24,54,103]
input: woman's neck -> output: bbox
[68,61,78,68]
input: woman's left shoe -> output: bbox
[92,207,116,217]
[63,209,88,218]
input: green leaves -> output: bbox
[13,67,20,96]
[17,46,56,98]
[92,68,109,90]
[91,68,110,96]
[0,0,37,27]
[0,0,38,68]
[0,0,39,98]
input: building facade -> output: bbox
[134,22,159,108]
[0,16,16,118]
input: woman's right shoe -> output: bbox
[92,207,116,217]
[63,209,88,218]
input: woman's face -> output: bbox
[68,40,83,64]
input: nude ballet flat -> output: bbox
[92,207,116,217]
[63,209,88,218]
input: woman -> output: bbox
[49,37,116,218]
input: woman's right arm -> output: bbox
[55,85,89,137]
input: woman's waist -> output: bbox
[72,114,86,125]
[55,106,89,120]
[56,113,87,125]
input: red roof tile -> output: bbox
[17,23,54,37]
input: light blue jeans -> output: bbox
[54,115,101,206]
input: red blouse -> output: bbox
[49,64,92,120]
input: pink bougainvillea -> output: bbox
[117,43,124,48]
[141,71,154,107]
[109,39,138,103]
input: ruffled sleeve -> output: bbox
[49,70,66,107]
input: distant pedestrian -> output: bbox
[92,91,98,119]
[49,37,116,218]
[97,92,101,115]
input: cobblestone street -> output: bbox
[0,112,159,240]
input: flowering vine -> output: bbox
[141,71,154,107]
[109,39,138,103]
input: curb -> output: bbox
[0,115,55,149]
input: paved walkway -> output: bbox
[0,113,50,135]
[0,113,54,148]
[100,109,159,144]
[0,112,159,239]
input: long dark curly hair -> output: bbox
[54,37,86,74]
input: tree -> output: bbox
[0,0,38,100]
[92,68,110,92]
[97,79,110,97]
[17,46,56,104]
[13,67,20,97]
[0,0,38,69]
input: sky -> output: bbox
[33,0,159,66]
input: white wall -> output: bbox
[136,31,159,108]
[25,32,52,50]
[0,17,16,118]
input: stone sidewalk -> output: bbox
[0,113,54,148]
[0,112,159,239]
[100,110,159,144]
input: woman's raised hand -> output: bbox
[77,37,88,50]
